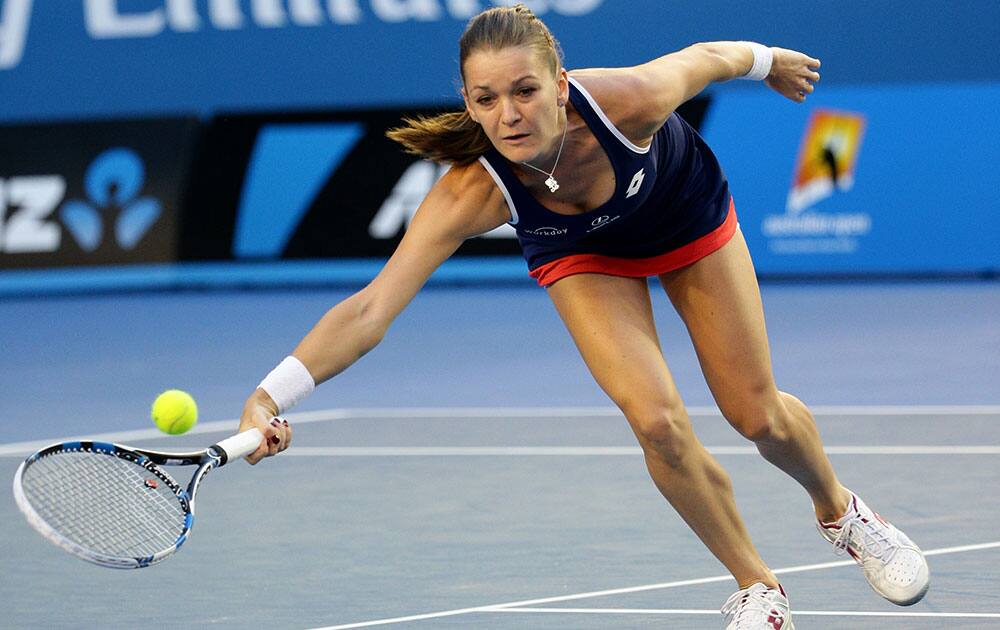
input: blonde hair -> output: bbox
[386,4,563,165]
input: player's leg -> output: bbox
[546,272,777,589]
[657,228,849,521]
[659,228,929,605]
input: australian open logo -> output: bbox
[525,226,568,237]
[61,148,162,252]
[763,109,872,254]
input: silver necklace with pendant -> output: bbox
[521,114,568,193]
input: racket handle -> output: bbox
[214,428,265,465]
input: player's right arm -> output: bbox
[293,162,508,380]
[240,161,510,462]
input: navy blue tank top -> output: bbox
[479,77,731,271]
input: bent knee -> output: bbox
[727,405,789,443]
[625,405,694,464]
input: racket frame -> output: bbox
[12,428,263,569]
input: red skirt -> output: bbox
[529,198,738,287]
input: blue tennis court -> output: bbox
[4,3,1000,628]
[2,281,998,628]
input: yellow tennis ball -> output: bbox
[151,390,198,435]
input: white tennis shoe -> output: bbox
[721,582,794,629]
[817,490,930,606]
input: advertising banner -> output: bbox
[182,99,707,262]
[0,118,198,269]
[2,1,998,122]
[701,83,1000,275]
[182,109,517,261]
[185,107,530,261]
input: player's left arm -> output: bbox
[574,43,820,141]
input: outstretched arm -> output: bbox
[572,42,821,142]
[638,42,821,109]
[239,162,510,463]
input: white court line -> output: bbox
[490,607,1000,619]
[806,405,1000,416]
[307,541,1000,630]
[290,405,1000,418]
[4,443,1000,459]
[280,445,1000,456]
[1,404,998,457]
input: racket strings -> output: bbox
[21,450,187,559]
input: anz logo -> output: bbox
[0,147,161,254]
[61,148,162,252]
[0,175,64,253]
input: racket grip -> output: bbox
[214,428,265,465]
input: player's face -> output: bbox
[462,45,568,164]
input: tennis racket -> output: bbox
[12,427,266,569]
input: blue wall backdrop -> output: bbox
[2,0,999,121]
[702,84,1000,275]
[1,0,998,289]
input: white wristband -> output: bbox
[258,356,315,414]
[739,42,773,81]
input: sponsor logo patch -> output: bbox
[762,108,872,255]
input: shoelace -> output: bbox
[831,511,897,563]
[721,584,782,628]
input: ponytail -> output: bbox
[386,110,491,166]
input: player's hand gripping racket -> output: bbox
[12,428,265,569]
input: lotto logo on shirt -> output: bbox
[786,109,866,213]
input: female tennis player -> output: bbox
[242,5,929,628]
